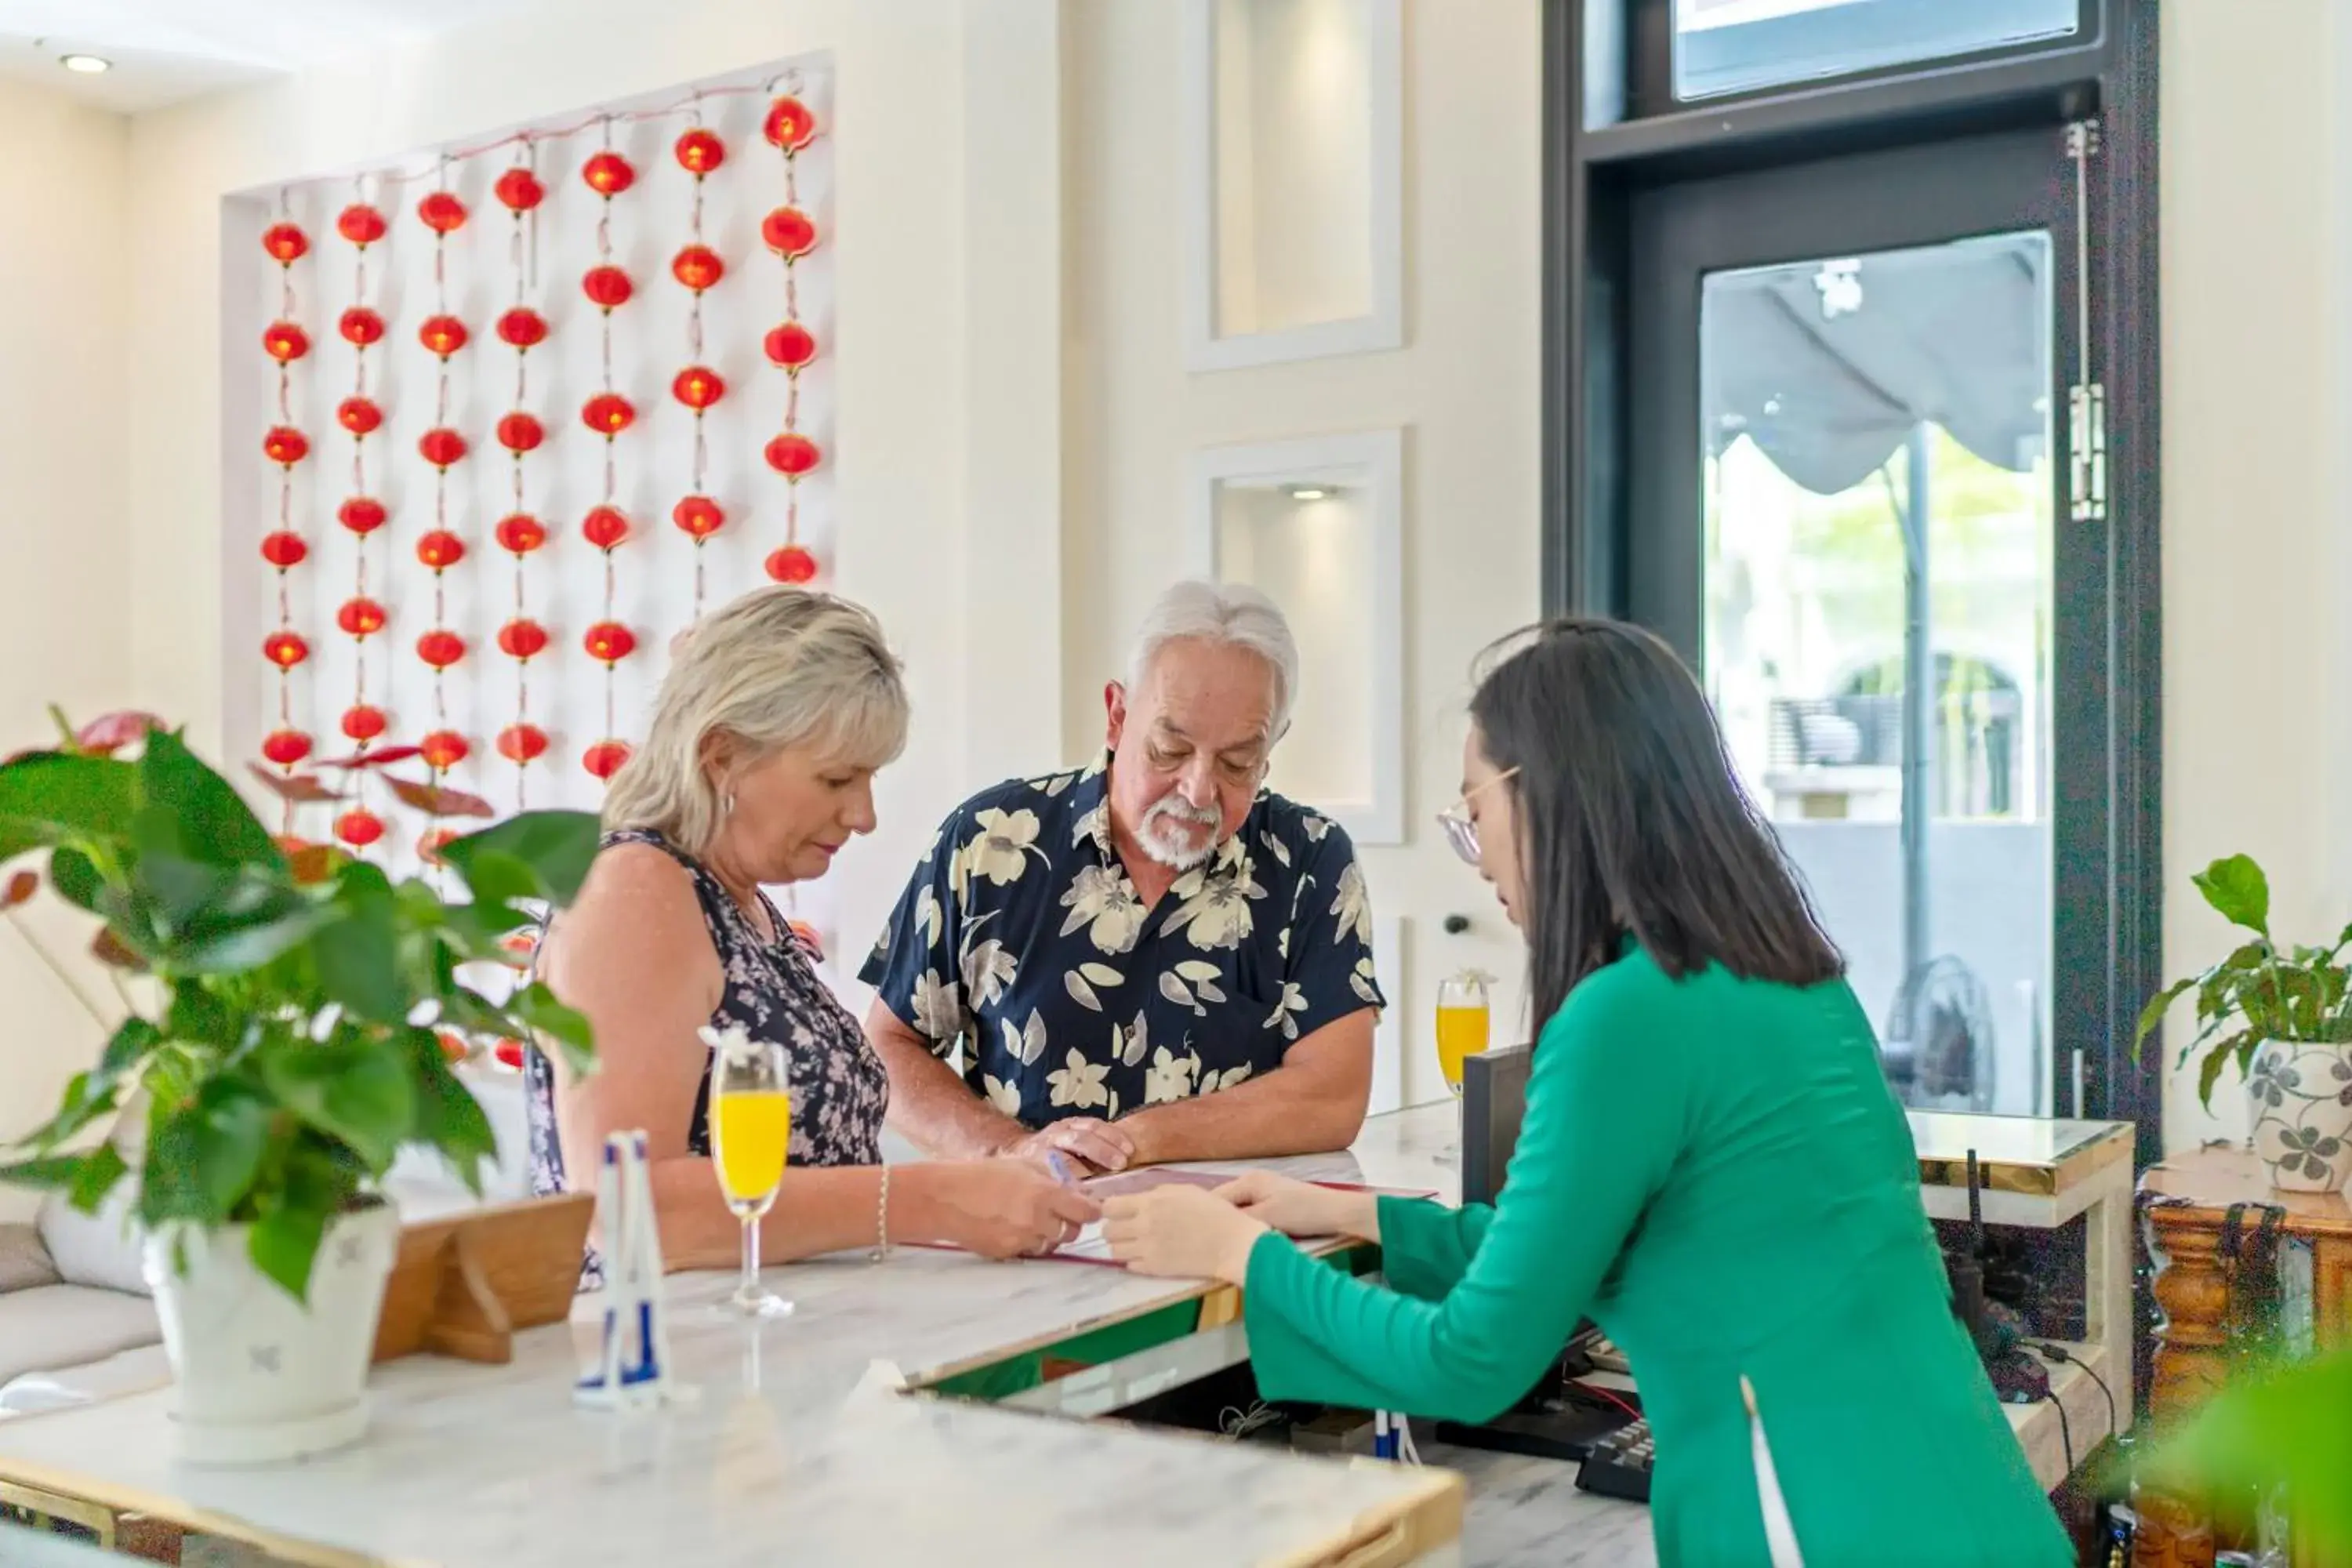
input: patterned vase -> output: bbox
[2245,1040,2352,1193]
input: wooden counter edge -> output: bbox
[1260,1465,1465,1568]
[0,1450,405,1568]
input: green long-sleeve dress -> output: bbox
[1243,946,2071,1567]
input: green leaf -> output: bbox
[140,1086,272,1227]
[0,1153,89,1192]
[161,985,237,1051]
[405,1029,493,1195]
[20,1070,122,1156]
[49,846,103,912]
[310,862,406,1023]
[506,982,594,1073]
[2194,854,2271,935]
[441,811,602,907]
[96,1015,162,1083]
[2133,978,2194,1049]
[260,1037,414,1171]
[0,751,137,861]
[2198,1041,2239,1112]
[137,851,237,927]
[136,729,283,871]
[2143,1348,2352,1555]
[67,1142,129,1214]
[168,902,336,975]
[247,1202,327,1304]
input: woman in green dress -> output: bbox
[1102,619,2071,1567]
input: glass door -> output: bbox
[1627,126,2088,1119]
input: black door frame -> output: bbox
[1541,0,2163,1160]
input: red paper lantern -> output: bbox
[764,321,818,370]
[262,223,310,264]
[672,244,724,292]
[340,704,389,742]
[761,206,818,260]
[495,514,547,554]
[582,266,633,310]
[416,630,466,670]
[263,630,310,669]
[672,366,726,411]
[260,531,309,568]
[416,190,469,234]
[583,621,637,663]
[418,314,470,358]
[337,397,384,437]
[418,427,470,469]
[492,1038,527,1070]
[495,412,545,454]
[581,506,630,550]
[766,545,820,584]
[495,307,550,350]
[338,497,388,535]
[339,307,386,347]
[496,619,550,660]
[581,392,636,436]
[336,597,388,638]
[263,426,310,467]
[335,808,386,848]
[263,321,310,363]
[419,729,471,771]
[497,724,550,764]
[764,96,818,151]
[764,433,822,477]
[336,204,387,247]
[675,128,727,175]
[583,151,636,196]
[582,740,633,781]
[494,167,546,212]
[673,495,725,539]
[261,729,313,769]
[416,530,466,570]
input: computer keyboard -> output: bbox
[1576,1416,1654,1503]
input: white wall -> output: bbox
[0,80,133,1217]
[2158,0,2352,1150]
[118,0,1062,1012]
[1065,0,1543,1105]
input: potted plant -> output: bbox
[0,713,601,1464]
[2137,853,2352,1193]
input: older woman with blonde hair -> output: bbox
[528,586,1096,1279]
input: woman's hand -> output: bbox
[917,1161,1102,1259]
[1100,1185,1269,1283]
[1214,1171,1379,1241]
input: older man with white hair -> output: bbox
[860,580,1383,1173]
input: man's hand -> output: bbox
[999,1116,1136,1175]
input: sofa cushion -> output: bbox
[0,1223,60,1292]
[37,1178,150,1298]
[0,1283,160,1387]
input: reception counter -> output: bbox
[0,1101,2128,1567]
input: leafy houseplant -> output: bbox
[2137,853,2352,1191]
[0,713,601,1461]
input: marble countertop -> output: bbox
[0,1105,1471,1568]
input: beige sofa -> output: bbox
[0,1069,532,1417]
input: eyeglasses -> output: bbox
[1436,768,1519,866]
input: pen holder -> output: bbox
[575,1131,687,1410]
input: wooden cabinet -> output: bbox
[2136,1148,2352,1568]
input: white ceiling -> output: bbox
[0,0,543,114]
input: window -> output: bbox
[1674,0,2082,102]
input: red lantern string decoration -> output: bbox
[260,196,312,816]
[674,111,729,615]
[764,89,825,586]
[339,178,387,843]
[499,139,550,811]
[582,114,637,786]
[417,157,470,811]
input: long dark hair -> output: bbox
[1468,618,1842,1029]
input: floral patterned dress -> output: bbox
[525,829,888,1286]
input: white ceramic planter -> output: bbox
[2245,1040,2352,1194]
[143,1201,400,1466]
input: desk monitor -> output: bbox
[1460,1044,1532,1207]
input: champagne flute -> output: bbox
[1436,971,1495,1097]
[708,1028,793,1319]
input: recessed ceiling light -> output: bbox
[60,54,112,74]
[1287,485,1329,501]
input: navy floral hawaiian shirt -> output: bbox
[861,755,1385,1127]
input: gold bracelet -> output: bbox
[871,1163,893,1262]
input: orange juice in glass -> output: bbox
[707,1026,793,1319]
[1436,971,1496,1096]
